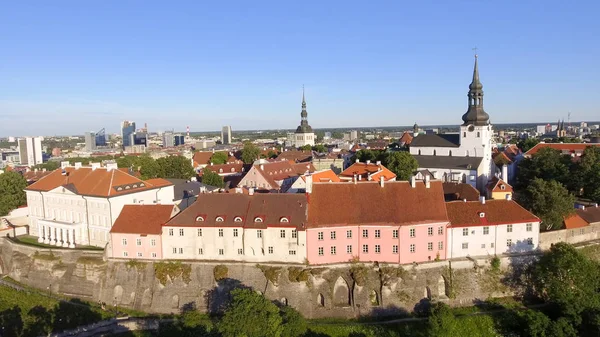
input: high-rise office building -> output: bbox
[84,132,97,151]
[18,137,43,166]
[221,126,232,145]
[174,135,185,146]
[163,132,175,147]
[95,128,107,147]
[121,121,136,149]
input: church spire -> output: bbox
[296,86,313,134]
[461,54,490,126]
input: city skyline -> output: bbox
[1,1,599,136]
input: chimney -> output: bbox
[249,188,255,196]
[410,176,416,188]
[376,160,381,166]
[106,163,118,171]
[74,162,82,169]
[506,194,512,200]
[235,187,242,194]
[463,198,467,202]
[353,174,357,184]
[34,168,38,172]
[581,205,585,210]
[355,158,359,163]
[379,176,384,187]
[425,175,430,188]
[42,168,46,172]
[91,163,101,171]
[502,165,508,182]
[358,175,362,181]
[366,160,371,165]
[60,161,69,169]
[306,175,313,194]
[260,164,265,171]
[210,162,214,166]
[480,196,486,204]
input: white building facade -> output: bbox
[18,137,43,166]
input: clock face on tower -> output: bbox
[468,125,475,132]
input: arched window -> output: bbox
[132,184,138,188]
[125,186,131,190]
[219,168,223,173]
[140,183,145,187]
[195,216,204,222]
[418,150,421,155]
[433,150,437,156]
[216,217,224,222]
[234,216,243,222]
[449,150,452,157]
[231,168,235,172]
[280,217,289,223]
[254,217,263,223]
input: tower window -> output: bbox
[463,132,466,138]
[433,150,436,156]
[477,132,480,138]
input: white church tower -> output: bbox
[459,54,493,189]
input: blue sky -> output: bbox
[1,1,599,136]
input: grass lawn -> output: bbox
[13,235,104,251]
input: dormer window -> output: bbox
[132,184,138,188]
[479,212,485,218]
[219,168,223,173]
[231,168,235,172]
[254,217,263,223]
[195,216,204,222]
[234,216,243,222]
[500,185,506,190]
[216,216,225,222]
[140,183,145,187]
[125,186,131,190]
[117,187,123,191]
[280,217,289,223]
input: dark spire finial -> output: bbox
[461,53,490,126]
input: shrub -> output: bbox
[490,256,501,272]
[155,262,192,285]
[213,265,228,282]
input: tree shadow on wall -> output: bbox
[204,278,251,315]
[501,239,540,300]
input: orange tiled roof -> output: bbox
[486,177,514,193]
[563,213,589,229]
[446,200,539,228]
[399,132,413,145]
[307,180,448,228]
[110,204,177,235]
[339,162,396,181]
[276,150,312,163]
[26,167,173,197]
[199,163,245,176]
[22,170,53,183]
[302,169,341,183]
[525,143,600,156]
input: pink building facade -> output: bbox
[110,233,163,259]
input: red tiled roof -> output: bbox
[525,143,600,156]
[339,162,396,181]
[22,170,53,183]
[442,182,480,201]
[563,213,589,229]
[486,177,514,194]
[576,206,600,224]
[166,193,307,230]
[276,151,312,163]
[26,167,173,197]
[446,200,539,228]
[198,163,245,176]
[110,205,177,235]
[292,162,315,175]
[192,151,227,167]
[302,169,341,183]
[399,132,413,145]
[307,180,448,228]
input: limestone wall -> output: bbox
[0,238,527,319]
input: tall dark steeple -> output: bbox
[461,55,490,126]
[295,86,313,133]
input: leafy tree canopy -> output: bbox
[516,148,571,190]
[299,145,312,151]
[156,156,195,180]
[312,144,327,153]
[210,152,228,165]
[201,168,225,188]
[241,143,261,164]
[381,152,418,181]
[217,288,283,337]
[0,171,27,216]
[516,179,575,231]
[517,138,540,153]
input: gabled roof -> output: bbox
[563,213,589,230]
[307,181,448,228]
[198,163,245,176]
[414,155,482,170]
[493,152,513,166]
[192,151,230,167]
[410,134,461,148]
[26,167,173,198]
[442,182,480,201]
[399,132,413,145]
[486,177,513,194]
[166,193,307,230]
[576,206,600,224]
[291,162,315,175]
[301,169,341,183]
[276,151,312,163]
[446,200,539,228]
[339,162,396,181]
[110,205,178,235]
[524,143,600,157]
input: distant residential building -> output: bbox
[124,145,147,154]
[121,121,136,149]
[486,177,513,200]
[51,148,62,157]
[286,169,340,193]
[18,137,43,166]
[323,132,332,140]
[221,126,232,145]
[339,161,396,182]
[238,161,315,192]
[287,89,315,148]
[84,132,97,152]
[536,125,546,135]
[524,143,600,158]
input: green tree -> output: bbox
[267,150,278,159]
[299,145,312,151]
[516,148,571,190]
[32,161,60,171]
[312,144,327,153]
[353,149,384,163]
[280,306,307,337]
[0,171,27,216]
[574,147,600,202]
[530,243,600,320]
[116,156,135,168]
[0,306,23,337]
[202,168,225,188]
[381,152,418,181]
[210,152,229,165]
[241,143,261,164]
[134,155,161,180]
[518,138,540,153]
[157,156,195,179]
[516,179,575,231]
[217,288,283,337]
[331,131,344,139]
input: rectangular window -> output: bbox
[438,241,443,250]
[462,243,468,249]
[331,246,336,255]
[318,247,324,256]
[362,244,369,253]
[410,244,415,253]
[219,248,224,255]
[491,243,495,248]
[280,229,286,238]
[580,228,585,235]
[507,239,513,247]
[173,248,177,254]
[362,229,368,238]
[375,230,381,238]
[347,230,352,238]
[392,245,398,254]
[438,226,443,235]
[137,252,142,257]
[393,229,398,238]
[428,227,433,236]
[330,231,336,240]
[257,230,263,238]
[218,229,224,237]
[292,229,297,239]
[151,239,156,246]
[481,243,486,248]
[178,248,183,254]
[483,226,489,235]
[268,246,274,254]
[238,248,243,255]
[198,248,203,255]
[527,238,533,245]
[507,224,513,233]
[428,242,433,251]
[233,229,239,237]
[197,228,202,237]
[318,232,324,240]
[462,228,469,236]
[123,251,128,257]
[410,228,415,238]
[122,238,127,246]
[136,238,142,246]
[526,223,532,232]
[289,250,296,255]
[169,228,174,236]
[179,228,184,236]
[151,252,157,258]
[375,245,381,253]
[347,245,352,254]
